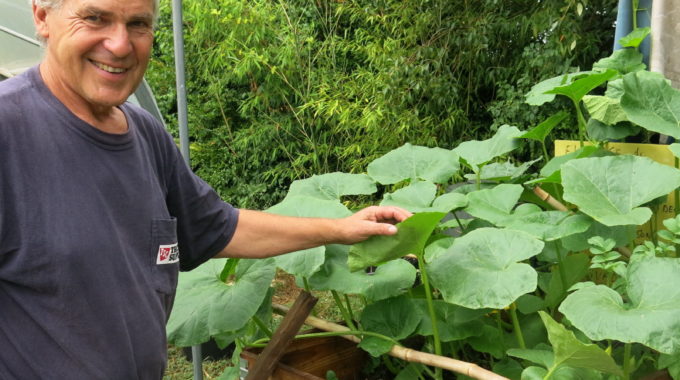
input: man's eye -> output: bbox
[130,21,150,29]
[84,15,101,22]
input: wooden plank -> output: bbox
[245,291,318,380]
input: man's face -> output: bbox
[34,0,154,110]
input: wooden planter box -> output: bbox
[241,331,367,380]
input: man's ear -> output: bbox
[32,4,50,40]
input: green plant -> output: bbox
[146,0,618,210]
[165,29,680,380]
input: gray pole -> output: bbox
[170,0,201,379]
[172,0,191,166]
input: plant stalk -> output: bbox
[573,99,588,147]
[417,253,443,380]
[509,303,526,349]
[344,294,357,326]
[622,342,632,380]
[249,329,401,348]
[554,241,569,296]
[331,290,358,331]
[251,315,273,338]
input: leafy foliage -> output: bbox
[147,0,617,209]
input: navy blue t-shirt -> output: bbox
[0,67,239,379]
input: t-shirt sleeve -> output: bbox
[165,152,239,271]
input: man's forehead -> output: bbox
[63,0,154,18]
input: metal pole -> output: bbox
[170,0,201,379]
[172,0,191,166]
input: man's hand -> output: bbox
[333,206,413,245]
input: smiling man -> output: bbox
[0,0,410,378]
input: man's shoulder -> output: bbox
[0,71,36,110]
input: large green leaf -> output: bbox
[305,245,416,302]
[520,111,569,143]
[618,27,651,49]
[560,257,680,354]
[507,347,554,368]
[621,70,680,138]
[348,212,445,271]
[592,48,646,75]
[521,365,603,380]
[544,252,590,308]
[464,159,540,182]
[546,70,617,103]
[525,72,588,106]
[586,119,639,142]
[284,172,377,201]
[428,228,544,309]
[453,125,523,170]
[413,299,487,342]
[561,155,680,226]
[167,259,276,346]
[359,295,421,356]
[431,192,468,213]
[267,197,352,277]
[367,143,460,185]
[561,220,636,253]
[539,311,623,376]
[380,180,437,212]
[499,211,591,242]
[539,145,600,179]
[583,95,628,125]
[465,184,524,225]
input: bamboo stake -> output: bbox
[532,186,568,212]
[272,304,509,380]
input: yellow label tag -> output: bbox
[555,140,678,243]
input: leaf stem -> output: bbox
[331,290,358,331]
[554,241,569,297]
[251,315,273,338]
[248,329,401,348]
[509,303,526,349]
[573,99,588,147]
[344,294,357,326]
[417,253,443,380]
[622,342,632,380]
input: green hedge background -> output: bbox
[146,0,618,209]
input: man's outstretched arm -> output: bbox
[215,206,412,259]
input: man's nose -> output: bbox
[103,24,133,58]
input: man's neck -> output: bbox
[39,63,129,134]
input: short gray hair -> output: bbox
[29,0,160,23]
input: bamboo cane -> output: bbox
[532,185,568,212]
[272,304,509,380]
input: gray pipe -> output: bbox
[170,0,201,379]
[172,0,191,166]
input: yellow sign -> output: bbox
[555,140,678,243]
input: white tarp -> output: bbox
[650,0,680,88]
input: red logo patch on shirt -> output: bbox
[157,243,180,264]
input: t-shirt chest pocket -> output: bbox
[150,218,180,294]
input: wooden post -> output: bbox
[245,291,318,380]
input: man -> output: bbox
[0,0,410,378]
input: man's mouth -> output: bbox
[90,60,127,74]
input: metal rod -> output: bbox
[0,25,41,46]
[170,0,199,378]
[191,345,203,380]
[172,0,191,165]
